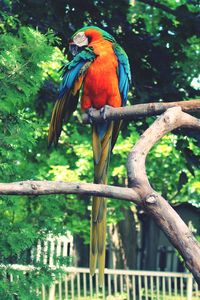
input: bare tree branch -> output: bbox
[82,99,200,123]
[0,181,140,204]
[127,107,200,284]
[1,105,200,283]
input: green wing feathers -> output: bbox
[48,91,79,147]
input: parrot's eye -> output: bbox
[69,43,79,56]
[87,36,92,43]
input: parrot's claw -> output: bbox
[100,105,112,120]
[86,107,97,124]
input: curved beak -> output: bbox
[69,42,79,56]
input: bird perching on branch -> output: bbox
[48,26,131,285]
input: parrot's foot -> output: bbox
[86,107,97,124]
[100,105,112,120]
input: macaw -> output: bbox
[48,26,131,285]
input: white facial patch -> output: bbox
[73,32,89,47]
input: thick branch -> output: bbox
[143,193,200,284]
[82,99,200,123]
[127,106,200,191]
[0,181,140,204]
[127,107,200,284]
[1,105,200,283]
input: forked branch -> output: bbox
[0,103,200,283]
[127,107,200,284]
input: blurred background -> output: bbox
[0,0,200,298]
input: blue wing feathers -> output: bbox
[59,61,85,98]
[114,44,131,106]
[58,47,96,99]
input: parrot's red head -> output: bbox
[69,26,115,56]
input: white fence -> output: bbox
[1,265,199,300]
[47,268,200,300]
[31,233,73,267]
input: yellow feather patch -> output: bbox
[72,75,84,96]
[92,126,102,165]
[90,220,97,276]
[97,202,107,287]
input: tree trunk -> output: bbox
[73,234,89,267]
[117,206,138,269]
[108,223,125,269]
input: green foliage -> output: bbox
[0,11,72,298]
[0,0,200,296]
[0,267,62,300]
[0,26,55,112]
[147,133,200,203]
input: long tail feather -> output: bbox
[97,204,107,286]
[90,220,98,276]
[111,120,123,150]
[90,122,114,286]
